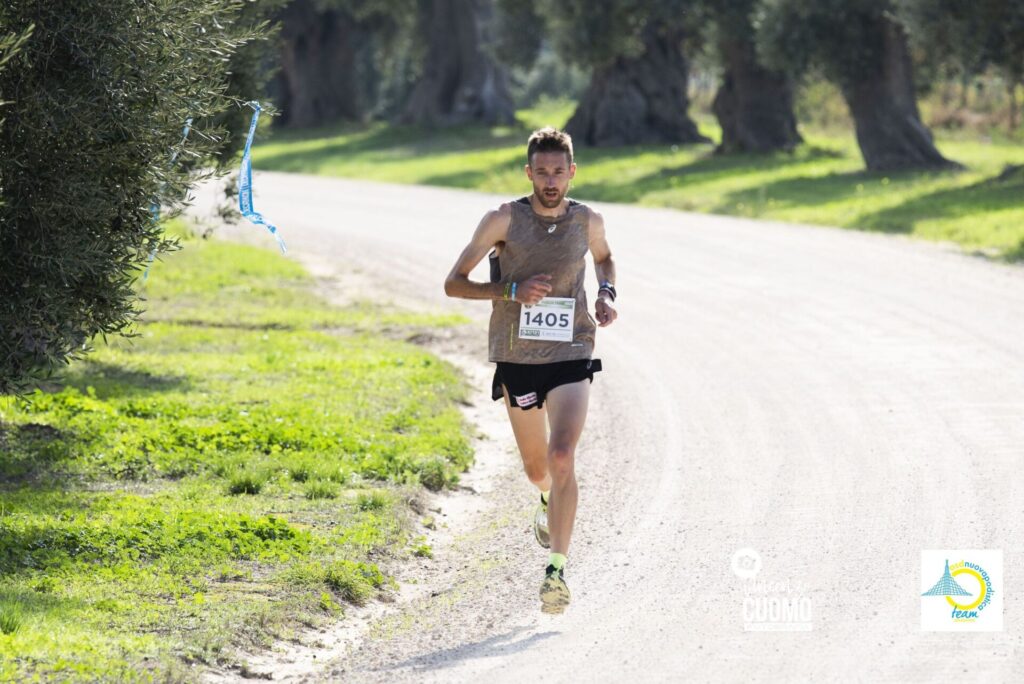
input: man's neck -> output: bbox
[529,192,568,219]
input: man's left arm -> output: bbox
[588,209,618,328]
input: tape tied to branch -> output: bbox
[239,101,287,254]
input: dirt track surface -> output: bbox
[194,173,1024,682]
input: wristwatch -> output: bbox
[598,281,616,302]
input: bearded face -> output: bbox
[527,151,575,208]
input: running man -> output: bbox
[443,127,617,614]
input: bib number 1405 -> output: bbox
[518,297,574,342]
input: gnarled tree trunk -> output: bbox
[399,0,515,126]
[712,37,801,154]
[273,0,365,128]
[566,25,709,147]
[841,18,958,171]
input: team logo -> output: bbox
[921,550,1002,631]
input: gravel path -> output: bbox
[194,173,1024,682]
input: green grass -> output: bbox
[0,221,472,681]
[253,97,1024,260]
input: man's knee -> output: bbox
[522,452,548,484]
[547,442,575,480]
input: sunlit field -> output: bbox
[254,98,1024,260]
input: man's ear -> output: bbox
[524,163,533,180]
[569,163,577,180]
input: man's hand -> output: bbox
[515,274,553,305]
[595,296,617,327]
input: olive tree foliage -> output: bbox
[0,28,30,135]
[493,0,544,72]
[491,0,589,108]
[757,0,957,170]
[0,28,32,226]
[541,0,709,146]
[0,1,272,394]
[902,0,1024,129]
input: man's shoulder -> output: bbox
[569,199,601,224]
[565,197,595,214]
[476,203,513,239]
[483,202,515,220]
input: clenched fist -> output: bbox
[515,274,553,305]
[595,296,617,327]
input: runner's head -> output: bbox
[526,127,576,209]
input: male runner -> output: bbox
[443,127,618,614]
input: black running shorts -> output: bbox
[491,358,602,410]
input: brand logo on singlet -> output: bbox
[514,392,538,408]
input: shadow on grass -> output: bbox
[856,166,1024,236]
[419,161,523,188]
[1003,237,1024,263]
[0,421,76,485]
[419,169,503,187]
[60,361,191,400]
[1,361,189,483]
[668,144,844,177]
[708,166,966,223]
[144,318,295,332]
[257,122,526,173]
[571,145,845,204]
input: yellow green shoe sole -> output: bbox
[540,574,571,614]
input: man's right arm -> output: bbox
[444,205,511,300]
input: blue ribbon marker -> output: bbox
[239,101,287,253]
[144,117,194,282]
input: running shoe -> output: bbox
[534,493,550,549]
[540,564,570,614]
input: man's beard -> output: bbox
[536,186,565,208]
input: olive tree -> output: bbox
[758,0,958,170]
[0,1,273,393]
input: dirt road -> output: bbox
[195,173,1024,682]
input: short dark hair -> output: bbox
[527,127,574,166]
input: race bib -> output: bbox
[518,297,574,342]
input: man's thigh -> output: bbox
[544,379,590,448]
[502,385,548,458]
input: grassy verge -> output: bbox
[0,221,471,681]
[253,97,1024,260]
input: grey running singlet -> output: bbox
[488,197,597,363]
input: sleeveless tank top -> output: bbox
[487,197,597,363]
